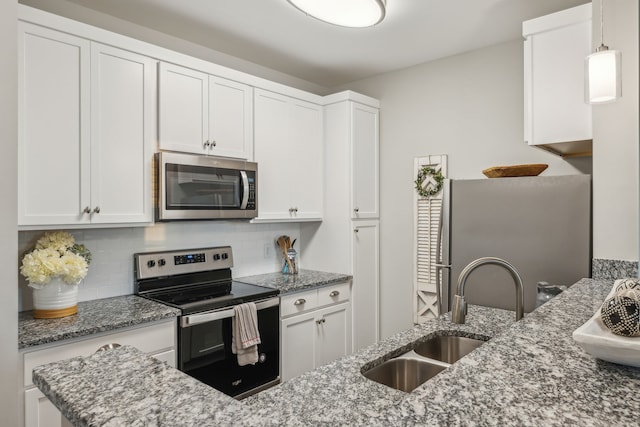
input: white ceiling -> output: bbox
[63,0,590,88]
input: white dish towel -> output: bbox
[232,302,261,366]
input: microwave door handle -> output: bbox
[240,171,249,209]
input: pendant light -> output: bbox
[287,0,386,28]
[586,0,621,104]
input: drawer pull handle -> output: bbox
[294,298,306,306]
[95,343,121,353]
[329,290,340,297]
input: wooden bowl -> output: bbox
[482,164,548,178]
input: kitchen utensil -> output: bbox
[276,235,295,273]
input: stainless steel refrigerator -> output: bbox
[438,175,591,314]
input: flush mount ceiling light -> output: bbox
[586,0,621,104]
[287,0,386,28]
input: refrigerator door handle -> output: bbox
[435,264,450,316]
[435,181,451,316]
[437,179,452,315]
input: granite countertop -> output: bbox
[236,269,352,294]
[32,278,640,426]
[19,295,180,350]
[20,270,344,350]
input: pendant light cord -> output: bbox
[597,0,608,52]
[600,0,604,46]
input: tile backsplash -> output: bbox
[18,221,300,311]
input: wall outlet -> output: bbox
[264,242,272,258]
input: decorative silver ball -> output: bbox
[601,293,640,337]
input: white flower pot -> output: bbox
[31,277,78,319]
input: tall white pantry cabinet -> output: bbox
[302,92,380,353]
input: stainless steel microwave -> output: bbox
[157,152,257,221]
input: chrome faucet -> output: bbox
[451,257,524,324]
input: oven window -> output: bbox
[181,320,226,367]
[166,163,241,210]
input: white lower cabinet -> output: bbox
[280,282,351,382]
[22,320,176,427]
[24,389,73,427]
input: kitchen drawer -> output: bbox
[280,282,352,318]
[280,289,318,317]
[317,282,350,307]
[23,319,175,387]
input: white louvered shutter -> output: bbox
[413,155,447,323]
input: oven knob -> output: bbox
[258,353,266,363]
[147,260,156,268]
[213,254,221,261]
[221,253,229,260]
[158,258,166,267]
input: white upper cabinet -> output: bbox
[18,23,155,227]
[351,103,380,219]
[253,89,323,222]
[523,3,592,157]
[18,23,91,226]
[158,63,208,154]
[90,43,156,224]
[159,62,253,160]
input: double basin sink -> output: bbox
[362,334,487,393]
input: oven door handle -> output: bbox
[181,297,279,327]
[240,171,249,210]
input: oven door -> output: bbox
[158,152,257,221]
[178,297,280,399]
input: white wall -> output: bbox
[592,0,639,263]
[1,0,20,424]
[338,40,591,338]
[19,222,300,310]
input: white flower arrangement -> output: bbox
[20,231,92,289]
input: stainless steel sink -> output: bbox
[413,335,486,364]
[362,358,447,393]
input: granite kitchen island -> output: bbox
[32,279,640,426]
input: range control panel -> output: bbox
[134,246,234,280]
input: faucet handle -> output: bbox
[451,295,467,324]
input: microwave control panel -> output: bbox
[246,172,256,210]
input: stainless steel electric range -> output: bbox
[134,246,280,399]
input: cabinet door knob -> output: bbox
[83,206,91,214]
[92,206,100,214]
[329,290,340,297]
[294,298,306,306]
[211,140,217,147]
[316,318,325,325]
[354,228,359,233]
[203,140,210,148]
[354,207,359,213]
